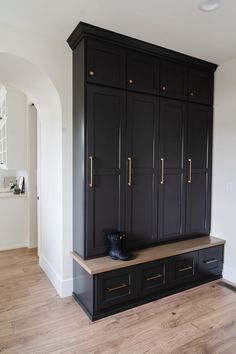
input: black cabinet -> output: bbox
[127,51,159,94]
[189,69,213,105]
[160,61,188,100]
[70,23,217,259]
[95,267,136,311]
[86,85,126,257]
[158,98,187,241]
[186,104,212,236]
[126,93,159,248]
[70,22,219,321]
[198,246,223,277]
[137,260,168,296]
[87,39,126,88]
[169,252,198,286]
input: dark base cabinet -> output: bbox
[73,244,224,321]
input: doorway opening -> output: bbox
[0,84,38,252]
[0,53,64,295]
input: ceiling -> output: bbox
[0,0,235,64]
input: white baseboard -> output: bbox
[223,264,236,284]
[61,277,73,297]
[0,244,27,251]
[39,254,73,297]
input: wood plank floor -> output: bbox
[1,249,236,354]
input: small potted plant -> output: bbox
[10,183,21,195]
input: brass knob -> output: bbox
[89,70,94,77]
[190,92,194,96]
[128,79,133,85]
[162,86,166,91]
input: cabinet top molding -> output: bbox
[67,22,218,73]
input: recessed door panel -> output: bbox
[126,93,159,248]
[189,69,213,105]
[186,104,212,236]
[87,39,126,88]
[127,51,159,94]
[160,61,188,100]
[86,85,125,257]
[158,98,187,241]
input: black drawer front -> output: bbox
[95,268,135,311]
[137,260,167,296]
[170,252,198,286]
[199,246,223,277]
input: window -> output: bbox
[0,85,7,169]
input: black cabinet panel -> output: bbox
[127,51,159,94]
[189,69,213,105]
[186,172,209,235]
[126,93,158,248]
[95,268,136,311]
[160,61,188,100]
[186,104,212,236]
[87,39,126,88]
[170,252,198,287]
[137,260,168,296]
[127,174,155,246]
[158,99,186,240]
[187,104,212,170]
[198,246,223,277]
[86,85,125,257]
[160,173,184,238]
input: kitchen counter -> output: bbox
[0,192,27,198]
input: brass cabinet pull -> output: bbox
[188,158,192,184]
[204,258,217,265]
[89,156,93,188]
[128,157,132,186]
[128,79,133,84]
[146,274,163,281]
[178,265,193,272]
[89,70,94,76]
[160,158,164,184]
[107,283,128,292]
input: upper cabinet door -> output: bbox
[127,51,159,95]
[188,69,214,105]
[160,61,188,100]
[86,39,126,88]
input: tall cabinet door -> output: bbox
[86,85,126,257]
[158,98,187,241]
[126,92,159,248]
[186,104,212,236]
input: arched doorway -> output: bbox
[0,53,64,292]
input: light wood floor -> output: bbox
[1,249,236,354]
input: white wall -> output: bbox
[0,169,16,187]
[6,85,27,170]
[0,22,73,297]
[212,58,236,283]
[0,195,28,250]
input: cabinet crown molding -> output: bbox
[67,22,218,73]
